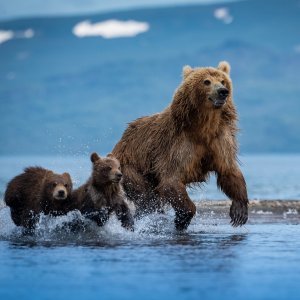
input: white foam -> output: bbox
[72,19,149,39]
[214,7,233,24]
[283,209,298,219]
[0,201,249,243]
[251,210,273,215]
[0,206,17,237]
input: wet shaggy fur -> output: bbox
[72,153,134,230]
[112,61,248,229]
[4,167,73,229]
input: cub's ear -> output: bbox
[182,65,193,79]
[62,172,71,181]
[90,152,100,163]
[107,153,114,158]
[62,173,73,189]
[217,61,231,75]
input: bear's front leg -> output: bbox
[21,210,40,231]
[84,208,110,227]
[114,202,134,231]
[157,181,196,231]
[216,169,248,226]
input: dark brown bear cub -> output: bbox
[72,153,134,231]
[4,167,73,229]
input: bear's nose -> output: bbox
[116,172,122,179]
[217,87,229,99]
[58,190,65,197]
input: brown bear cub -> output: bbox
[72,153,134,231]
[4,167,73,229]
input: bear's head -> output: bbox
[44,172,73,201]
[170,61,235,131]
[90,152,122,187]
[171,61,232,116]
[180,61,232,109]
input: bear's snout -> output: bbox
[217,87,229,100]
[111,171,122,183]
[58,190,65,197]
[53,184,68,200]
[209,86,229,108]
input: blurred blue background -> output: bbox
[0,0,299,156]
[1,3,300,300]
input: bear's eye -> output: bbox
[204,80,211,86]
[106,166,112,171]
[221,80,225,85]
[64,184,68,188]
[52,182,57,187]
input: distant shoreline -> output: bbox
[196,200,300,224]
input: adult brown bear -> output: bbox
[112,61,248,230]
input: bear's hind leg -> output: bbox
[157,181,196,230]
[122,166,158,217]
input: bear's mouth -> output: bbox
[111,179,121,183]
[53,194,68,200]
[209,97,227,108]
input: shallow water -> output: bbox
[0,219,299,300]
[0,155,300,299]
[0,204,300,300]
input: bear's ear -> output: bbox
[62,173,73,190]
[90,152,100,163]
[217,61,231,75]
[182,65,193,79]
[62,172,72,183]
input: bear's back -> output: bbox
[4,166,49,208]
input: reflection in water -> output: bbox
[160,233,248,275]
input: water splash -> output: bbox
[0,205,248,245]
[0,199,299,245]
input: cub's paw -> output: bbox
[230,200,248,227]
[122,216,134,231]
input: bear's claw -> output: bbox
[229,200,248,227]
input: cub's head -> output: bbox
[182,61,232,109]
[45,172,72,201]
[90,152,122,187]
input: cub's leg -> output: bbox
[114,201,134,231]
[84,208,110,227]
[21,210,39,230]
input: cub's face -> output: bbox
[183,61,232,109]
[46,173,72,201]
[90,152,122,186]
